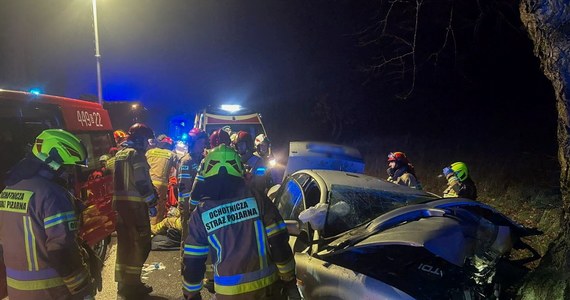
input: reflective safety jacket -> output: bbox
[443,175,477,200]
[0,170,91,299]
[146,148,178,188]
[113,147,156,205]
[177,153,202,206]
[182,194,295,299]
[388,169,422,190]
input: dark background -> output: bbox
[0,0,557,156]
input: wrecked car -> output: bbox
[272,169,540,299]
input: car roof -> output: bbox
[300,169,434,197]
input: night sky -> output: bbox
[0,0,558,155]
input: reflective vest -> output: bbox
[182,194,295,299]
[177,153,202,206]
[0,173,90,299]
[113,147,155,204]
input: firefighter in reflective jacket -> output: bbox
[0,129,94,299]
[182,145,300,300]
[178,128,208,242]
[146,134,178,224]
[113,123,157,298]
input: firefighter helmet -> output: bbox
[128,123,155,139]
[113,130,127,143]
[32,129,88,171]
[201,144,244,178]
[234,131,254,150]
[209,129,231,148]
[188,128,208,143]
[387,152,409,165]
[451,162,469,181]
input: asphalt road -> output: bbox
[100,236,213,300]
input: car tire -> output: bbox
[92,236,110,261]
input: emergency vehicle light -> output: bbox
[220,104,242,113]
[29,88,42,95]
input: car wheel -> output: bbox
[91,236,110,261]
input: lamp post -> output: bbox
[92,0,103,105]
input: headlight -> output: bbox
[269,158,277,167]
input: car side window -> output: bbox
[304,178,321,208]
[275,178,304,220]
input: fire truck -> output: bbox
[0,90,117,297]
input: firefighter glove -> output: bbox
[149,206,158,217]
[443,167,454,178]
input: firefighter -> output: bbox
[209,128,231,148]
[113,123,157,298]
[146,134,178,224]
[386,151,422,189]
[178,128,209,243]
[88,154,111,181]
[442,162,478,199]
[0,129,95,299]
[249,134,274,194]
[114,129,127,145]
[182,144,300,300]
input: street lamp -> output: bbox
[91,0,103,105]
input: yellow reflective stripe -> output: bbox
[23,217,38,271]
[133,162,146,169]
[62,270,89,291]
[183,279,203,293]
[7,276,65,290]
[276,258,295,274]
[214,272,278,295]
[148,149,173,159]
[254,220,267,269]
[27,217,39,271]
[152,180,168,187]
[115,264,141,274]
[265,221,286,237]
[44,211,77,229]
[113,195,144,202]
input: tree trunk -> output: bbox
[519,0,570,298]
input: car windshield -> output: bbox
[324,184,437,237]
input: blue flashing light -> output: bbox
[29,89,41,95]
[181,133,188,140]
[254,167,267,176]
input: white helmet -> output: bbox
[255,134,268,147]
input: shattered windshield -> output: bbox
[324,184,437,237]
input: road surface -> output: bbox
[100,236,212,300]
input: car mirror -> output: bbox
[285,220,301,236]
[267,184,281,200]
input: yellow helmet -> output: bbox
[450,162,469,181]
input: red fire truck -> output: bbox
[0,90,117,297]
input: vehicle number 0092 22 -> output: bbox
[76,111,104,127]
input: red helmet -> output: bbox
[209,129,231,148]
[188,128,208,143]
[234,131,253,150]
[128,123,154,139]
[156,134,173,149]
[387,152,409,165]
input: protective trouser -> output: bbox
[115,202,151,284]
[151,183,169,225]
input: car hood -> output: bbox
[320,198,526,266]
[352,216,472,266]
